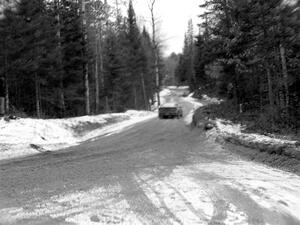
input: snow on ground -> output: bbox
[214,119,297,147]
[3,160,299,224]
[182,93,203,125]
[0,184,143,225]
[151,88,173,110]
[135,168,214,224]
[167,86,189,90]
[0,87,182,161]
[0,110,156,161]
[189,93,297,150]
[201,94,223,104]
[193,160,300,222]
[160,89,172,104]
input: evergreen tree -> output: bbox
[175,20,196,90]
[0,0,157,117]
[190,0,300,131]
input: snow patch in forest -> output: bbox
[215,119,244,134]
[215,119,297,146]
[183,93,203,124]
[202,94,223,104]
[160,88,172,97]
[0,110,156,160]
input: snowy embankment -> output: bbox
[190,94,300,160]
[213,119,300,160]
[151,88,173,110]
[0,110,156,160]
[183,93,203,125]
[183,93,223,125]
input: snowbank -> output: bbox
[0,110,156,160]
[151,88,172,110]
[202,94,223,104]
[167,86,189,90]
[189,93,300,160]
[183,93,203,125]
[215,119,297,146]
[159,88,172,99]
[214,119,300,159]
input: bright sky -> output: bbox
[133,0,204,56]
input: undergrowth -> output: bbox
[193,93,299,141]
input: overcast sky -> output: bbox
[132,0,204,56]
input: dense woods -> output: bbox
[1,0,299,133]
[176,0,300,132]
[0,0,160,117]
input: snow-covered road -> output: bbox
[0,88,300,225]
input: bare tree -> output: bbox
[148,0,160,106]
[54,0,65,117]
[81,0,90,115]
[90,0,106,113]
[279,43,289,109]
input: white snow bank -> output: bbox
[0,110,156,160]
[215,119,297,146]
[183,93,203,125]
[183,93,203,108]
[167,86,189,90]
[202,94,223,104]
[159,88,172,98]
[183,93,296,148]
[152,88,173,110]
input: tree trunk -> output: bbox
[279,43,289,110]
[149,0,160,106]
[105,96,109,112]
[5,76,9,113]
[112,90,116,112]
[97,25,108,112]
[55,0,65,117]
[141,72,148,110]
[59,81,65,117]
[266,66,274,108]
[82,0,90,115]
[95,34,100,114]
[155,57,160,106]
[84,63,90,115]
[259,72,263,112]
[133,85,137,109]
[35,73,41,118]
[4,43,9,114]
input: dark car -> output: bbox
[158,103,183,119]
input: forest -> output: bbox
[0,0,161,118]
[1,0,299,133]
[176,0,300,132]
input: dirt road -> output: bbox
[1,90,300,225]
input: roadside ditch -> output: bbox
[192,106,300,175]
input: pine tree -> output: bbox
[191,0,300,130]
[175,20,196,90]
[125,0,144,109]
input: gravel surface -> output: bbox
[1,90,300,225]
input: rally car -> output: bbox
[158,103,183,119]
